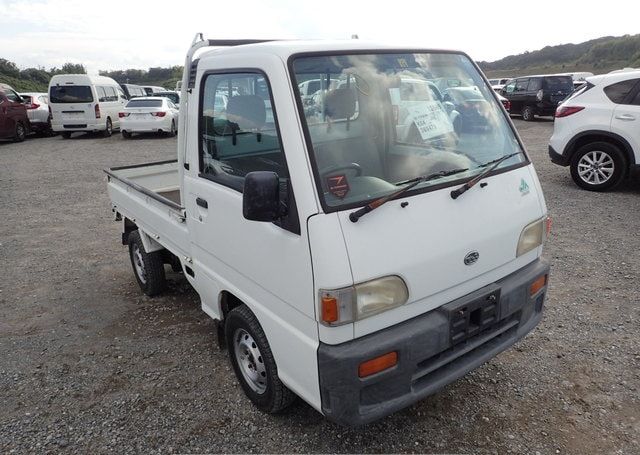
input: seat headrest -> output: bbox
[226,95,266,129]
[324,88,356,120]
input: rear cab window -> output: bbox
[50,85,94,103]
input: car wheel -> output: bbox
[225,305,296,413]
[128,230,166,296]
[168,120,176,137]
[522,106,535,121]
[122,130,131,139]
[103,118,113,137]
[570,142,625,191]
[14,122,26,142]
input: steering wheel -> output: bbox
[321,162,363,179]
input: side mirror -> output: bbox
[243,171,283,222]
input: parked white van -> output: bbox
[106,35,551,426]
[49,74,126,138]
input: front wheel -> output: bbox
[14,122,26,142]
[225,305,296,413]
[121,130,131,139]
[522,106,535,121]
[128,230,166,296]
[570,142,625,191]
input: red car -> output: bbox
[0,83,30,142]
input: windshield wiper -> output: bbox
[450,152,523,200]
[349,168,469,223]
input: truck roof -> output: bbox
[198,40,460,61]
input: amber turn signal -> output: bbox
[321,296,338,323]
[530,274,547,296]
[358,351,398,378]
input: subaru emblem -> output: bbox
[464,251,479,265]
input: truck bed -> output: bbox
[105,160,190,260]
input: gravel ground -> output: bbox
[1,121,639,454]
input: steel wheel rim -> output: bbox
[132,244,147,284]
[233,328,267,394]
[577,150,614,185]
[17,124,24,140]
[106,120,112,134]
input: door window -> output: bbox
[504,81,516,93]
[527,78,542,91]
[199,72,288,192]
[515,79,529,92]
[5,90,20,102]
[631,89,640,106]
[97,86,107,102]
[604,79,640,104]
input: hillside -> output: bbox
[479,34,640,78]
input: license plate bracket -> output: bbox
[442,288,501,345]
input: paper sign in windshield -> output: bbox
[406,102,454,141]
[326,174,350,199]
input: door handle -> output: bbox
[615,114,636,121]
[196,197,208,209]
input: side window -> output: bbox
[5,90,20,102]
[527,78,542,91]
[631,88,640,106]
[199,72,288,191]
[515,79,529,92]
[117,87,127,100]
[97,86,107,102]
[604,79,640,104]
[504,81,516,93]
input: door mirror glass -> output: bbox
[242,171,282,222]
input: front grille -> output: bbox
[411,312,521,388]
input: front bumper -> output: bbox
[317,259,550,426]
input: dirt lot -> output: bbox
[1,121,639,454]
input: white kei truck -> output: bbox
[105,34,551,426]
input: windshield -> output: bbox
[544,76,573,92]
[292,52,525,209]
[49,85,93,103]
[126,99,163,108]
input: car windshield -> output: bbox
[544,76,573,92]
[292,52,525,209]
[126,99,163,108]
[49,85,93,103]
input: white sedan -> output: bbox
[119,97,178,138]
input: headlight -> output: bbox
[319,276,409,326]
[517,216,550,257]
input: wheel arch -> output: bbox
[564,130,635,174]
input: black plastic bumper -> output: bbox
[317,259,550,426]
[548,145,569,166]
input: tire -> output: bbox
[225,305,296,413]
[103,118,113,137]
[121,130,131,139]
[570,141,625,191]
[128,230,166,296]
[62,132,72,139]
[14,122,26,142]
[168,120,176,137]
[522,106,535,121]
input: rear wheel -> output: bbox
[121,130,131,139]
[522,106,535,121]
[570,142,625,191]
[168,120,176,137]
[128,230,166,296]
[225,305,296,413]
[14,122,26,142]
[103,118,113,137]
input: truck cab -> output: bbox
[106,35,550,426]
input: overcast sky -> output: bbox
[1,0,638,74]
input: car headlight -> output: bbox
[319,276,409,326]
[517,216,551,257]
